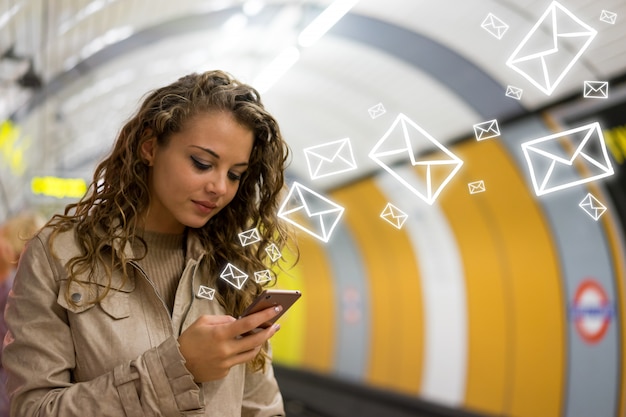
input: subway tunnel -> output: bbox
[1,1,626,416]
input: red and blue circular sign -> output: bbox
[570,279,614,344]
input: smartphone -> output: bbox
[239,289,301,329]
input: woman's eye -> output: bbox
[191,156,211,170]
[228,172,242,181]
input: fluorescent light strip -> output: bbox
[58,0,121,35]
[0,4,22,30]
[254,46,300,93]
[243,0,265,16]
[298,0,359,48]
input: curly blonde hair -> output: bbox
[47,70,294,370]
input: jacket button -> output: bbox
[71,292,82,303]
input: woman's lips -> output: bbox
[193,200,217,214]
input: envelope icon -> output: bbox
[468,180,486,194]
[506,1,597,96]
[368,102,386,119]
[584,81,609,99]
[277,182,345,243]
[481,13,509,40]
[265,243,282,262]
[220,263,249,290]
[521,122,614,196]
[238,227,261,246]
[380,202,408,229]
[304,138,357,180]
[197,285,215,300]
[600,10,617,25]
[254,269,273,284]
[368,113,464,205]
[506,85,523,100]
[473,119,501,141]
[579,193,607,221]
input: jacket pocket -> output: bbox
[57,280,97,314]
[99,290,131,319]
[57,280,131,319]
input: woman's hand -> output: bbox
[177,305,282,382]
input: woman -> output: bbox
[2,70,294,416]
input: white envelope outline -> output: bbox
[304,138,357,180]
[600,10,617,25]
[368,103,386,119]
[506,1,597,96]
[521,122,614,196]
[368,113,464,205]
[468,180,486,194]
[481,13,509,40]
[219,263,249,290]
[197,285,215,300]
[380,203,408,229]
[583,81,609,99]
[579,193,607,221]
[238,227,261,246]
[473,119,501,141]
[506,85,523,100]
[277,182,345,243]
[265,243,282,262]
[254,269,273,284]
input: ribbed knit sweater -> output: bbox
[133,230,185,313]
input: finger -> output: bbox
[230,305,282,336]
[225,345,263,369]
[199,314,237,326]
[234,323,280,352]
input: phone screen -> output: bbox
[239,289,301,328]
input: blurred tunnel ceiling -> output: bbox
[1,0,625,194]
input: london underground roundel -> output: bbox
[570,279,614,344]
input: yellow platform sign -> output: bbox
[31,176,87,199]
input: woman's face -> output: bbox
[141,111,254,234]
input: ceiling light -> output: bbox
[243,0,265,16]
[298,0,360,48]
[0,4,21,30]
[221,13,248,32]
[80,26,134,60]
[58,0,107,34]
[253,46,300,93]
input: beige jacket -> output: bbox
[2,225,285,416]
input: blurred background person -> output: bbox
[0,212,45,417]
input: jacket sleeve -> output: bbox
[1,235,204,417]
[241,346,285,417]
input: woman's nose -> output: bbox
[206,170,228,196]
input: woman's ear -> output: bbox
[140,137,156,166]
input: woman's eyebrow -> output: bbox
[191,145,249,167]
[192,145,220,159]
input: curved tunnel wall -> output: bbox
[271,113,626,417]
[3,4,624,417]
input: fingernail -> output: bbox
[274,305,283,313]
[273,323,281,332]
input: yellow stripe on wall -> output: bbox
[437,142,509,415]
[443,139,565,417]
[271,246,306,366]
[273,232,336,372]
[333,180,423,394]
